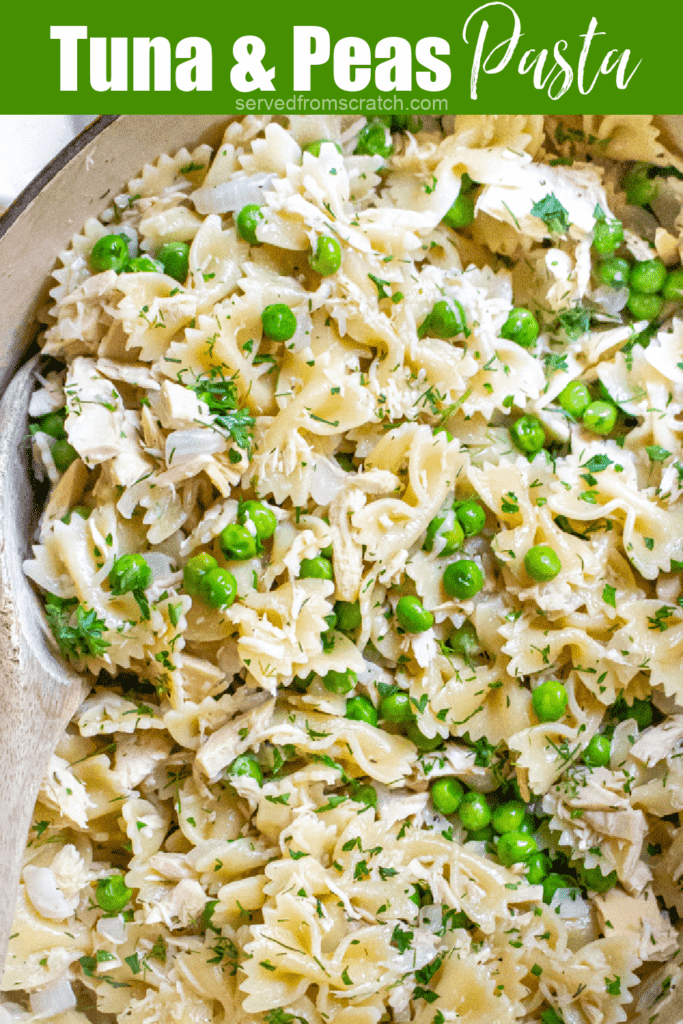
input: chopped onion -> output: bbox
[29,980,76,1017]
[144,551,176,581]
[192,173,275,215]
[96,913,127,943]
[592,285,629,317]
[551,887,592,920]
[419,903,444,931]
[288,305,314,352]
[309,457,348,505]
[23,865,73,921]
[166,428,227,466]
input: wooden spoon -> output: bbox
[0,355,87,974]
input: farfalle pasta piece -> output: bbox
[356,424,461,567]
[126,144,213,198]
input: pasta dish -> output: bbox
[3,114,683,1024]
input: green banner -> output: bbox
[1,0,681,112]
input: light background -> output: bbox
[0,115,97,209]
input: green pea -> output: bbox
[379,691,415,724]
[219,524,258,561]
[526,851,552,885]
[109,554,152,595]
[200,566,237,609]
[323,668,357,694]
[345,695,378,726]
[442,193,475,230]
[156,241,190,283]
[583,734,611,768]
[431,777,465,815]
[468,824,494,842]
[61,505,91,525]
[663,267,683,302]
[497,831,538,866]
[238,500,277,541]
[623,163,659,207]
[423,515,464,555]
[183,552,218,596]
[96,875,132,914]
[524,545,561,582]
[261,303,297,342]
[517,813,537,834]
[406,722,443,751]
[38,410,67,439]
[335,600,362,631]
[613,695,653,730]
[396,595,434,634]
[443,560,484,600]
[492,800,526,835]
[90,234,130,273]
[309,235,342,276]
[354,122,393,159]
[448,621,481,659]
[352,783,378,808]
[630,258,667,295]
[627,291,663,320]
[306,139,342,157]
[510,415,545,455]
[236,204,263,245]
[51,440,79,473]
[558,380,591,418]
[500,307,539,348]
[582,399,618,435]
[532,679,568,722]
[592,219,623,256]
[300,556,333,580]
[455,500,486,537]
[576,862,618,893]
[418,299,467,340]
[542,872,578,905]
[125,255,164,273]
[631,698,654,730]
[596,257,631,289]
[458,791,492,832]
[227,753,263,785]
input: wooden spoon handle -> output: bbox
[0,636,86,973]
[0,357,87,974]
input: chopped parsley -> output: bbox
[531,193,570,235]
[45,597,110,660]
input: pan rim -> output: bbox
[0,115,119,239]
